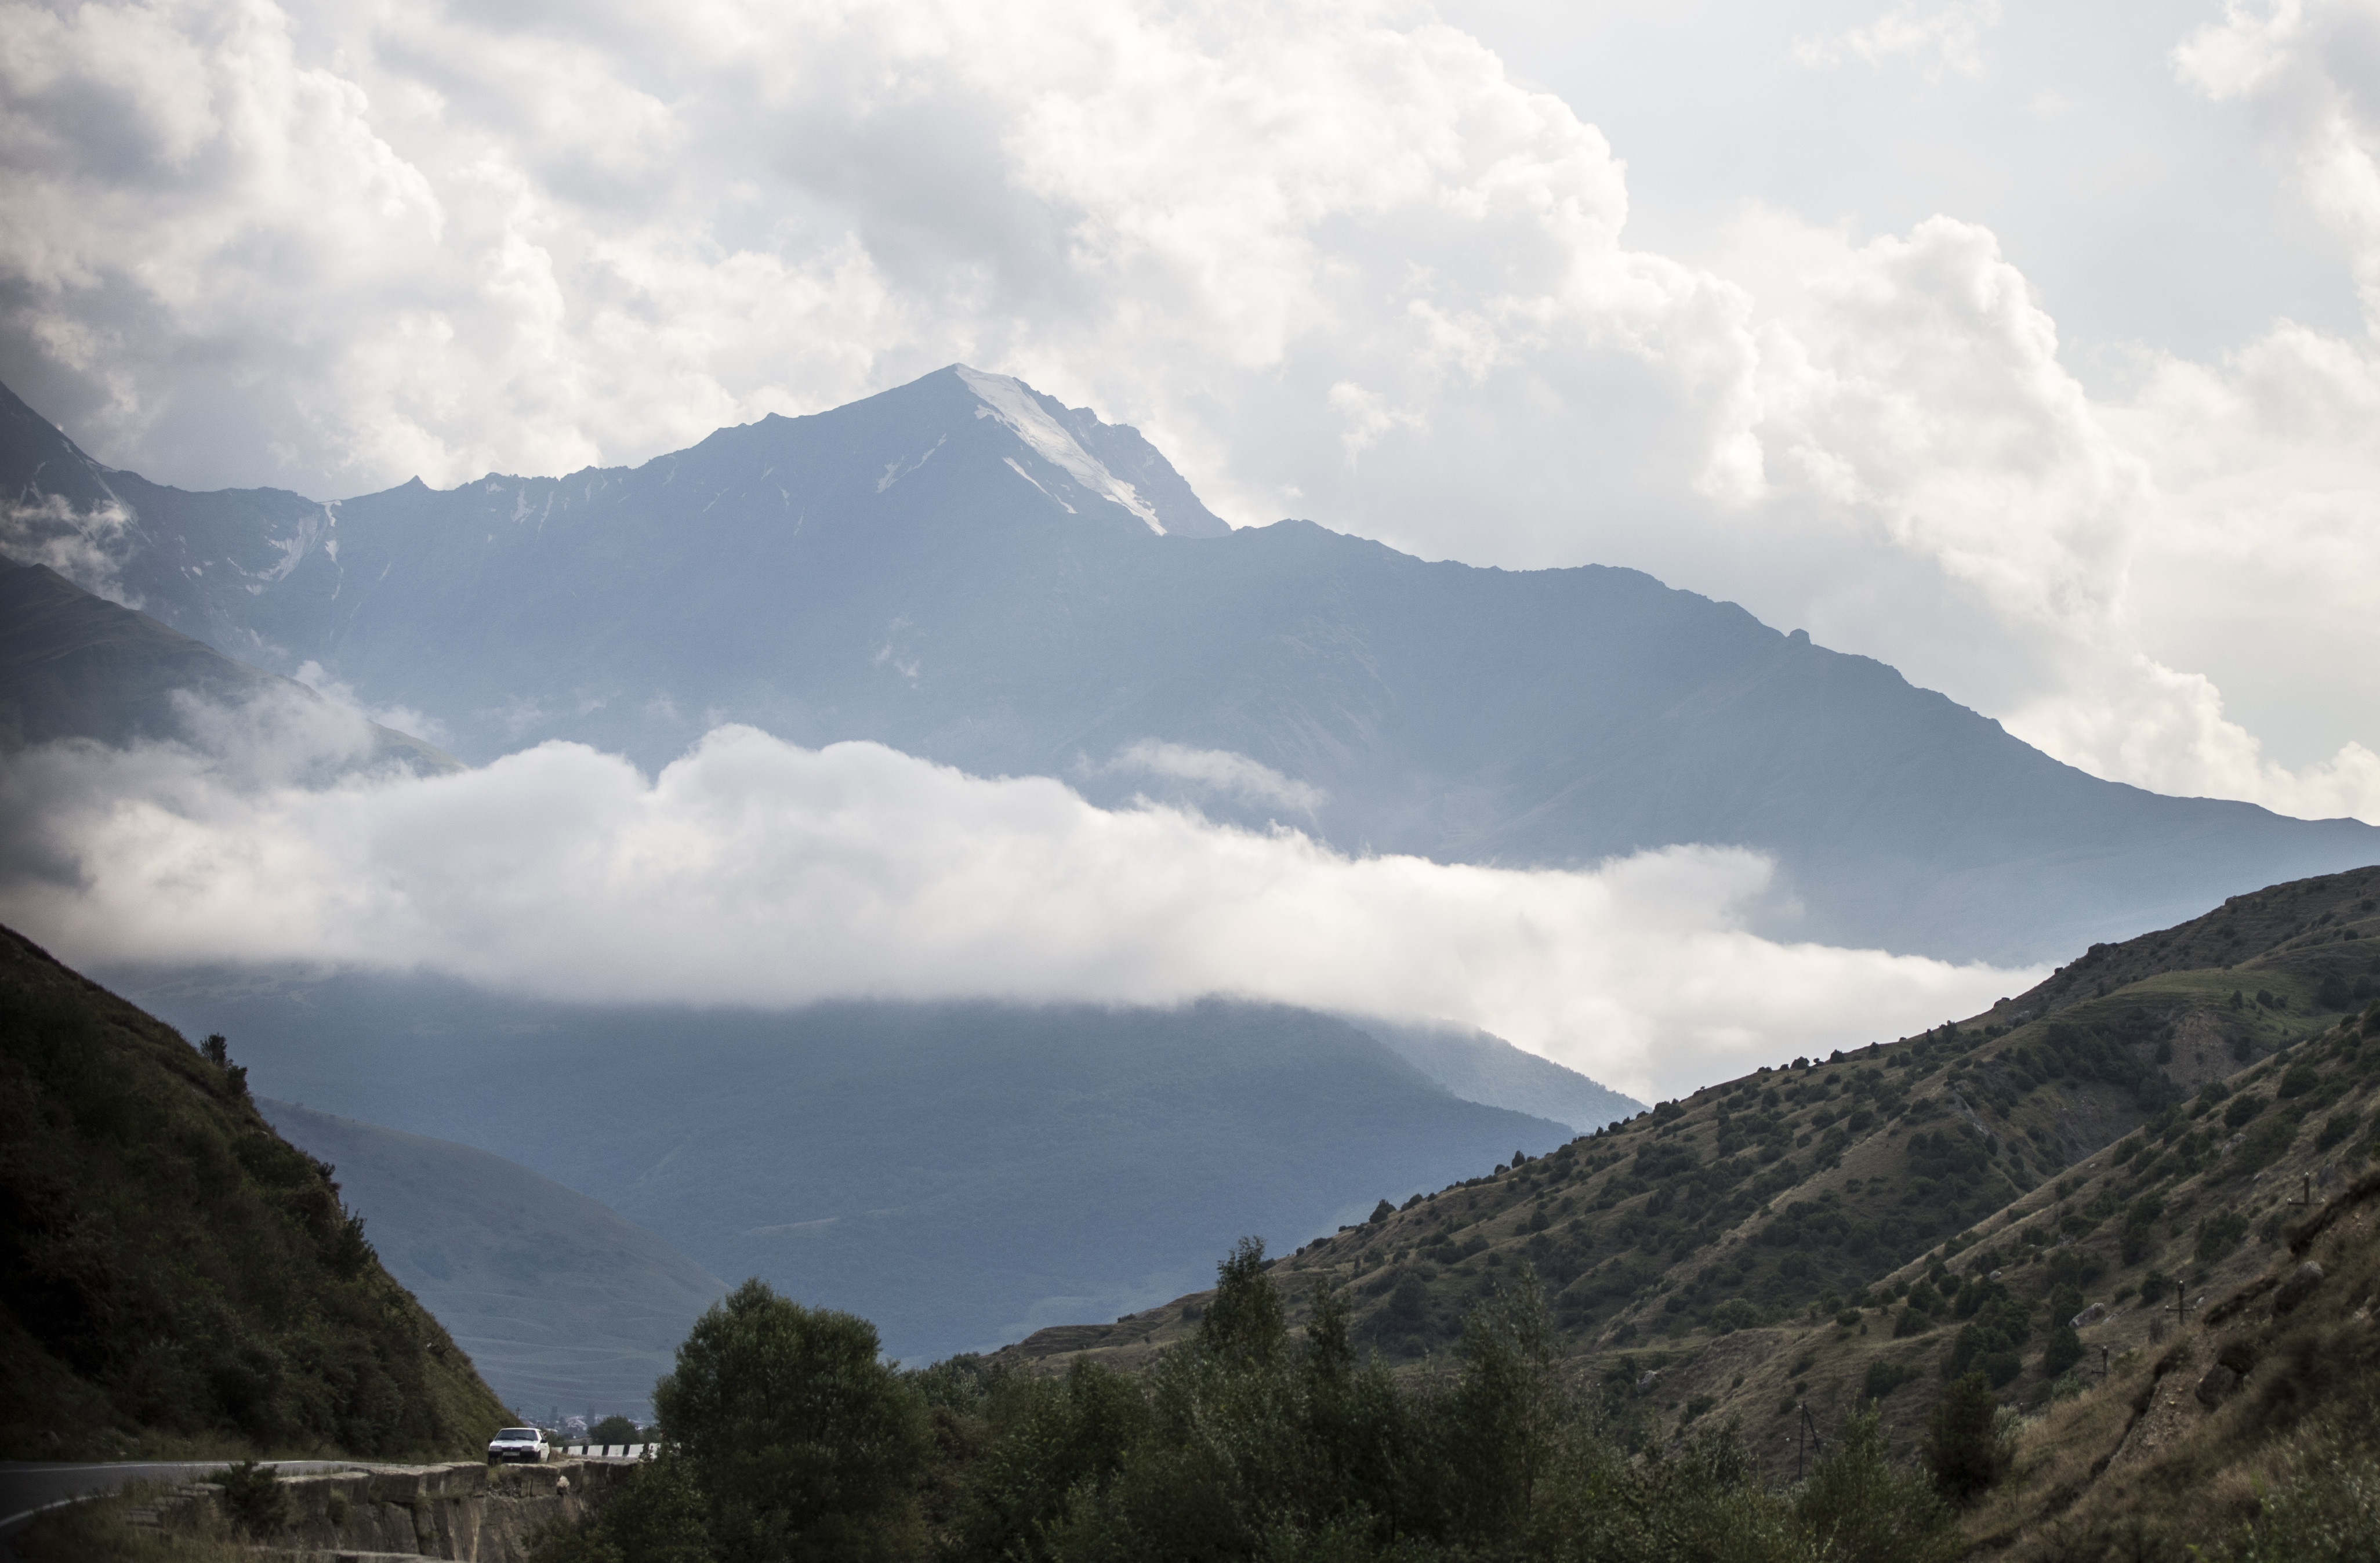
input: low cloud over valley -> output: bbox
[0,710,2030,1103]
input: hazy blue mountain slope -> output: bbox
[0,561,458,773]
[1351,1019,1641,1133]
[4,370,2372,963]
[257,1099,725,1421]
[115,974,1575,1361]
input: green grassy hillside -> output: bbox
[995,868,2380,1468]
[0,923,509,1459]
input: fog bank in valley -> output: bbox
[0,700,2034,1101]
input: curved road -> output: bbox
[0,1460,357,1560]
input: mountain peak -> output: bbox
[939,365,1229,539]
[953,366,1164,534]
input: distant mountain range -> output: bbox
[4,360,2376,1405]
[258,1098,725,1420]
[0,496,1640,1366]
[3,368,2371,964]
[121,975,1592,1362]
[0,559,456,773]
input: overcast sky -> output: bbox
[5,0,2376,821]
[3,0,2375,1091]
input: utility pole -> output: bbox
[1795,1403,1823,1482]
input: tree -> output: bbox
[652,1279,929,1563]
[952,1358,1145,1561]
[1923,1371,2004,1505]
[1439,1271,1564,1542]
[1198,1236,1284,1371]
[589,1413,641,1446]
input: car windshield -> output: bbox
[497,1429,538,1439]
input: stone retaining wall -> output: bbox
[188,1459,633,1561]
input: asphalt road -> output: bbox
[0,1460,355,1560]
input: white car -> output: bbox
[487,1427,550,1463]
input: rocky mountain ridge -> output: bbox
[6,370,2375,964]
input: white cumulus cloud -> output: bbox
[0,721,2031,1104]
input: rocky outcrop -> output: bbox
[2274,1260,2325,1317]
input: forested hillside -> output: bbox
[0,923,509,1459]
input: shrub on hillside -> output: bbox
[216,1461,286,1538]
[1924,1372,2006,1506]
[1708,1297,1762,1334]
[2038,1322,2085,1378]
[1793,1409,1965,1563]
[1862,1359,1921,1402]
[2317,1109,2367,1152]
[2229,1114,2301,1181]
[2212,1451,2380,1562]
[2196,1212,2252,1264]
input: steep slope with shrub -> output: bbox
[0,922,509,1459]
[1002,868,2380,1465]
[1956,1029,2380,1557]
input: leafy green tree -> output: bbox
[1436,1271,1563,1543]
[953,1358,1145,1561]
[653,1279,930,1563]
[1198,1236,1285,1371]
[588,1413,641,1446]
[1287,1280,1414,1542]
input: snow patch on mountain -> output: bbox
[1002,455,1072,512]
[957,365,1167,534]
[877,435,946,493]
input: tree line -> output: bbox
[531,1238,1972,1563]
